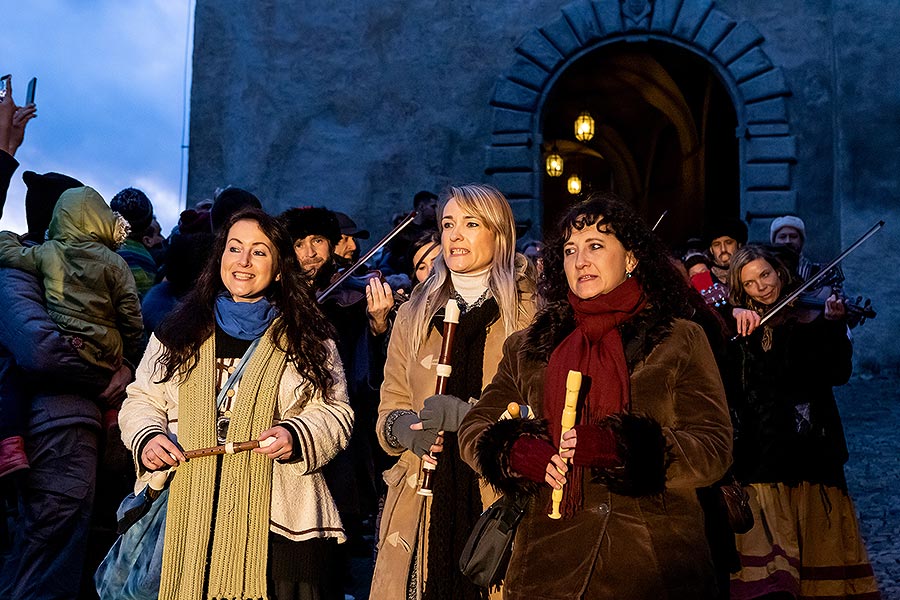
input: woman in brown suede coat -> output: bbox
[458,193,733,600]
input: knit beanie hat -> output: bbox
[110,187,154,235]
[210,187,262,232]
[279,206,341,246]
[178,207,213,235]
[22,170,84,242]
[769,215,806,243]
[682,252,711,273]
[703,217,748,246]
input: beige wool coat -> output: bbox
[370,291,535,600]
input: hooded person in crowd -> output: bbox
[0,173,132,598]
[0,184,144,483]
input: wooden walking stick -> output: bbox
[549,370,582,519]
[417,298,461,496]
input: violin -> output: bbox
[729,220,884,342]
[320,268,381,308]
[793,292,876,328]
[317,211,417,304]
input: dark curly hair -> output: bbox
[154,208,336,395]
[538,192,694,319]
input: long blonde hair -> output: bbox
[405,184,534,356]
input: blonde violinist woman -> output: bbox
[458,193,733,599]
[119,209,353,600]
[727,244,879,599]
[370,184,536,600]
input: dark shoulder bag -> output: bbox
[459,493,530,589]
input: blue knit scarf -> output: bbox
[214,292,279,340]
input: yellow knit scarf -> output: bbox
[159,328,287,600]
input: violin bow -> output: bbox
[651,210,668,232]
[317,210,418,303]
[731,220,885,341]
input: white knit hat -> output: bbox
[770,215,806,243]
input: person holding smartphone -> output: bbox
[0,74,38,221]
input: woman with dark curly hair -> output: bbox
[726,244,879,600]
[118,208,353,600]
[458,193,733,599]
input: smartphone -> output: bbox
[0,74,10,100]
[25,77,36,105]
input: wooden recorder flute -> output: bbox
[549,370,582,519]
[417,298,461,497]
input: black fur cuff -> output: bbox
[597,413,670,497]
[476,417,551,498]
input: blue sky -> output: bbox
[2,0,193,235]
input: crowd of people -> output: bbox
[0,75,883,600]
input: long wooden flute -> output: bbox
[417,298,461,497]
[146,437,276,498]
[549,370,582,519]
[183,436,276,459]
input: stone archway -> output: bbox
[484,0,797,238]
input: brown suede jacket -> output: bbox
[458,305,733,600]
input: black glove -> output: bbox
[419,394,471,433]
[391,412,438,457]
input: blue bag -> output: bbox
[94,487,168,600]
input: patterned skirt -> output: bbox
[730,482,880,600]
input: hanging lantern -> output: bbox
[574,111,595,142]
[567,174,582,195]
[545,147,564,177]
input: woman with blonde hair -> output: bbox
[371,184,536,600]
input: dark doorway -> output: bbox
[540,41,739,249]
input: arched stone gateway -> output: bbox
[484,0,797,238]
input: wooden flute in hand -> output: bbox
[549,370,582,519]
[183,436,276,459]
[417,298,461,497]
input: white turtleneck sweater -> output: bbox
[449,267,491,306]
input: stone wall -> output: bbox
[188,0,563,225]
[189,0,899,368]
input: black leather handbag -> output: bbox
[459,493,530,589]
[719,476,754,534]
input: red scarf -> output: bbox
[543,277,646,516]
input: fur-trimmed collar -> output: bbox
[522,300,675,372]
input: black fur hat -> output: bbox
[279,206,341,246]
[703,217,748,246]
